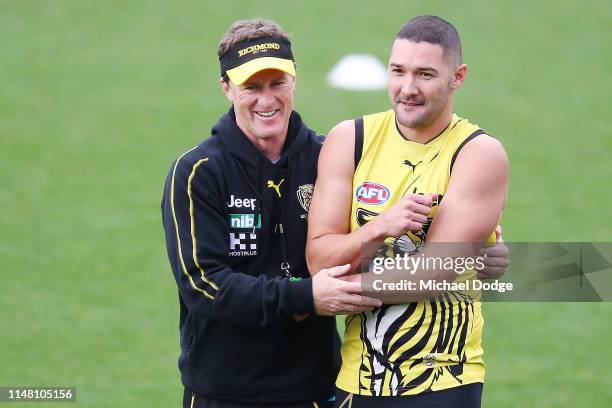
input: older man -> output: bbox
[161,19,384,408]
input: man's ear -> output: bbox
[451,63,468,90]
[220,77,233,102]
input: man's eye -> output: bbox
[391,68,403,74]
[419,72,433,78]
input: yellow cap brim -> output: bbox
[226,57,296,85]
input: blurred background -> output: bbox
[1,0,611,406]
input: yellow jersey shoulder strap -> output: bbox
[354,117,364,169]
[449,128,486,174]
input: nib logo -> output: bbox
[229,214,261,229]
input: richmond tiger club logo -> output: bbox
[355,182,390,205]
[297,184,314,219]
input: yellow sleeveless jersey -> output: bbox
[336,109,496,396]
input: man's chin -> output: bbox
[395,112,424,129]
[252,120,288,138]
[253,128,285,141]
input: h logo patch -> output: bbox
[229,233,257,250]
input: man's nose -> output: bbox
[400,74,418,96]
[257,87,275,107]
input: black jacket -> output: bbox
[161,108,340,403]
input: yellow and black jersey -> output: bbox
[336,109,496,396]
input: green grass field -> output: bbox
[1,0,611,406]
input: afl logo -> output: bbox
[356,182,390,205]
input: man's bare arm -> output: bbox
[426,135,508,243]
[306,120,364,275]
[306,121,431,275]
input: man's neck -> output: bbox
[254,137,285,162]
[244,131,286,162]
[234,119,288,162]
[397,104,454,144]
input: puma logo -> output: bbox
[403,159,421,172]
[267,179,284,197]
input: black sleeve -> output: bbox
[161,156,314,327]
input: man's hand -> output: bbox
[478,226,510,279]
[368,194,436,238]
[312,264,382,316]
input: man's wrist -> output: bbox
[287,277,315,314]
[359,219,385,243]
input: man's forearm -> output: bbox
[307,234,363,275]
[307,221,385,275]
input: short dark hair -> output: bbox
[395,15,462,65]
[218,18,291,83]
[218,18,290,58]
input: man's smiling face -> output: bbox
[223,69,295,143]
